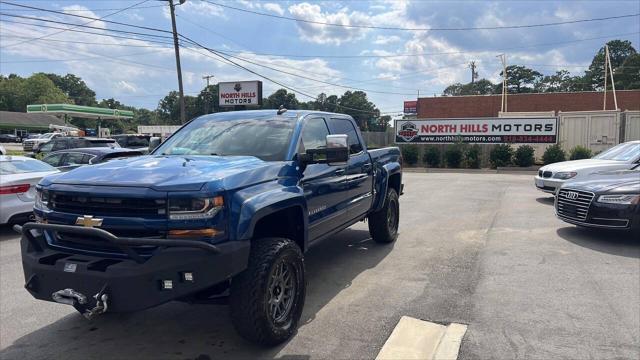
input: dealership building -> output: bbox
[396,90,640,164]
[414,90,640,118]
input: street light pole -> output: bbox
[202,74,215,114]
[169,0,186,124]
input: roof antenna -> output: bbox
[277,105,287,115]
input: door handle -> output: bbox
[335,169,345,176]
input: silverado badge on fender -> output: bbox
[75,215,103,228]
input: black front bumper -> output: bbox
[556,201,640,230]
[19,223,250,313]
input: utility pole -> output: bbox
[469,61,478,84]
[202,74,214,114]
[168,0,186,123]
[603,44,618,110]
[497,54,507,112]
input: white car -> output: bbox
[0,156,59,224]
[0,145,5,155]
[22,132,62,152]
[534,140,640,194]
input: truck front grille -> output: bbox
[23,142,34,151]
[49,192,167,218]
[556,189,594,221]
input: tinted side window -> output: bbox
[298,118,329,153]
[42,153,63,166]
[52,139,67,151]
[61,153,88,166]
[327,118,363,155]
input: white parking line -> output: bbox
[376,316,468,360]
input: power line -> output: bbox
[0,0,151,49]
[0,3,163,12]
[201,1,640,32]
[0,34,174,48]
[0,13,173,40]
[0,19,176,45]
[214,32,640,59]
[0,1,172,34]
[179,36,383,116]
[0,49,167,63]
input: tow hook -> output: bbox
[51,288,109,319]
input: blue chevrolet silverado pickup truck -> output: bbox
[17,109,402,345]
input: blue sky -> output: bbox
[1,0,638,114]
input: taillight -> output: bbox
[0,184,31,195]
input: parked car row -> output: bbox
[534,140,640,232]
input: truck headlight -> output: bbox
[553,171,577,180]
[34,189,49,210]
[597,194,640,205]
[168,196,224,220]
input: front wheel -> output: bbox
[230,237,306,346]
[368,188,400,243]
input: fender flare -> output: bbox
[235,186,307,245]
[372,162,401,212]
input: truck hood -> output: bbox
[540,159,633,172]
[44,155,271,191]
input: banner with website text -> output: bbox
[395,118,558,144]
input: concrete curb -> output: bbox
[376,316,468,360]
[403,168,537,175]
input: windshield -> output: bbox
[155,116,295,161]
[41,133,55,139]
[593,142,640,161]
[0,158,56,175]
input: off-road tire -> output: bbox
[368,188,399,244]
[230,237,306,346]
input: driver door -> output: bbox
[298,117,350,242]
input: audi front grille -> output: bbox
[556,189,595,221]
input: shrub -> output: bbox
[444,145,463,168]
[401,144,419,166]
[569,145,592,160]
[489,144,513,168]
[542,144,566,165]
[465,145,481,168]
[422,146,441,168]
[514,145,535,167]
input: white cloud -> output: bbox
[178,1,227,19]
[373,35,401,45]
[288,3,372,45]
[117,80,137,93]
[263,3,285,16]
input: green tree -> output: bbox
[534,70,590,92]
[336,90,379,130]
[156,91,200,125]
[497,65,543,93]
[44,73,97,106]
[263,89,300,110]
[616,53,640,90]
[444,79,495,96]
[0,73,69,112]
[585,40,637,90]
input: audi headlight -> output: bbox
[168,196,224,220]
[553,171,577,180]
[34,188,49,210]
[597,194,640,205]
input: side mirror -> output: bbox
[301,134,349,165]
[149,137,161,152]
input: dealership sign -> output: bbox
[395,117,558,144]
[403,101,417,114]
[219,81,263,106]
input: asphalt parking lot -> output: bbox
[1,172,638,360]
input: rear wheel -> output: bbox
[230,237,305,346]
[368,188,399,243]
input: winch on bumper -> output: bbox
[18,222,249,315]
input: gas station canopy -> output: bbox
[26,104,134,119]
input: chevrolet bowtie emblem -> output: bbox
[75,215,103,228]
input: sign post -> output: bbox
[395,118,558,144]
[218,81,263,107]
